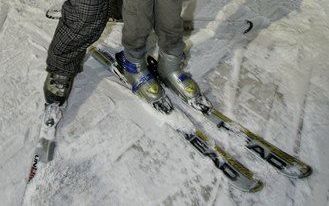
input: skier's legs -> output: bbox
[118,0,172,113]
[154,0,211,110]
[46,0,109,77]
[154,0,184,57]
[122,0,154,62]
[154,0,185,80]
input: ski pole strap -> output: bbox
[132,73,154,93]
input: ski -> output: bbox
[21,103,64,204]
[178,130,264,192]
[146,56,312,179]
[27,103,64,183]
[89,44,264,192]
[205,109,313,178]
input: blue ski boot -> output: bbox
[115,51,173,114]
[155,51,212,113]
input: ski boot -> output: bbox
[43,72,73,127]
[43,72,74,107]
[115,51,173,114]
[152,51,212,114]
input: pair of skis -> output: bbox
[89,44,312,192]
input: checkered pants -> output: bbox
[46,0,110,76]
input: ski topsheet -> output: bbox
[27,103,64,182]
[206,110,312,178]
[89,45,264,192]
[22,103,64,204]
[179,130,263,192]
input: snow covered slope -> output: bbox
[0,0,328,205]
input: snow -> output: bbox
[0,0,329,205]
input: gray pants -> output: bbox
[47,0,184,76]
[122,0,184,62]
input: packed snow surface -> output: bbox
[0,0,329,205]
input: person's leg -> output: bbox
[182,0,197,31]
[46,0,109,77]
[154,0,185,79]
[154,0,184,58]
[44,0,109,105]
[155,0,211,110]
[121,0,153,63]
[117,0,172,113]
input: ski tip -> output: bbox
[249,180,264,193]
[280,163,313,179]
[298,165,313,179]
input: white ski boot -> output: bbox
[149,51,212,113]
[115,51,173,114]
